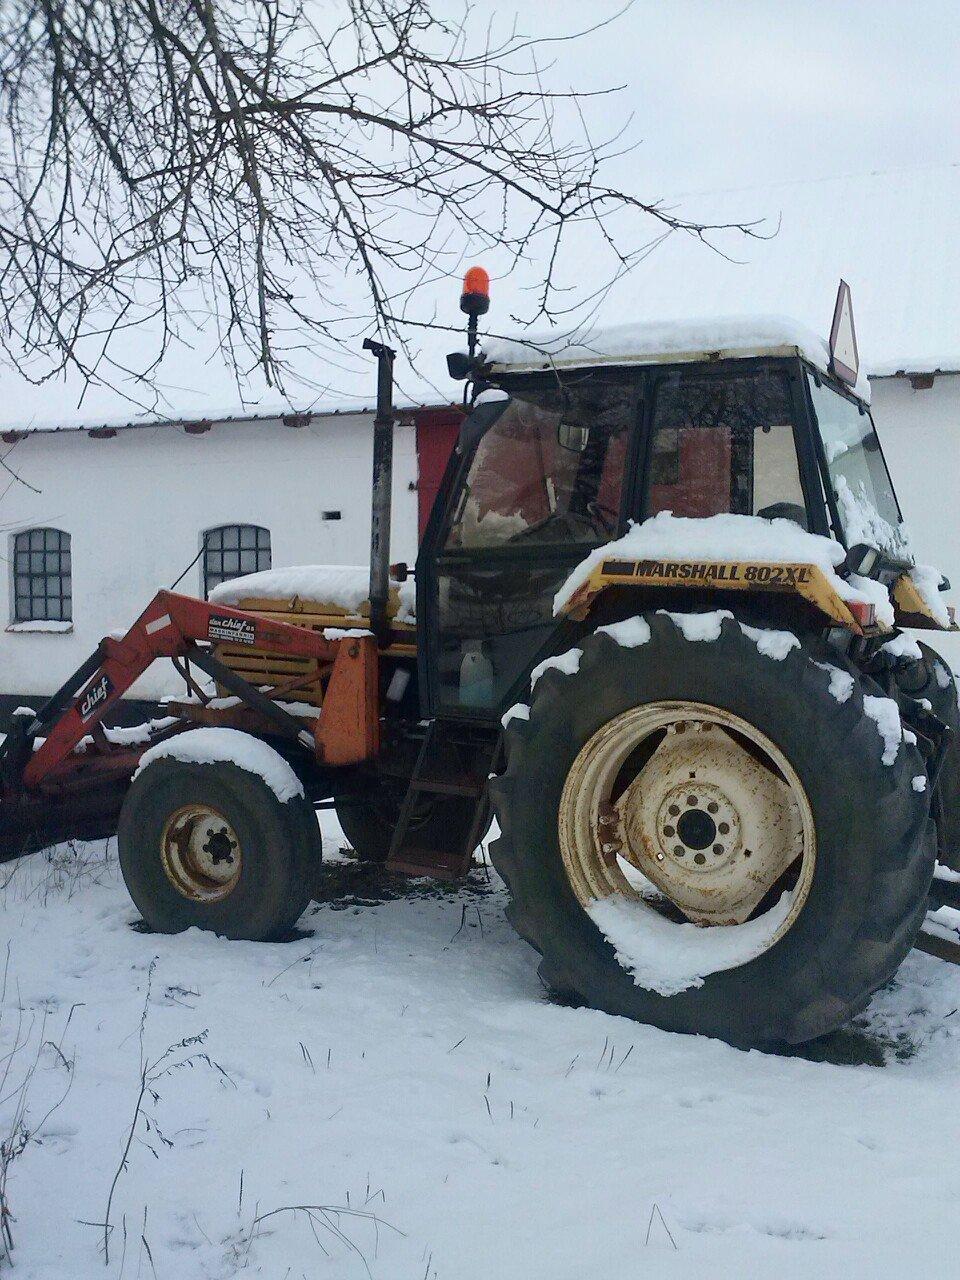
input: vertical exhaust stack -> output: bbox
[363,338,396,644]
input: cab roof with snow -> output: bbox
[483,314,871,403]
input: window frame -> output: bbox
[634,357,832,538]
[11,526,73,624]
[201,523,272,597]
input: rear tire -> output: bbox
[490,612,935,1047]
[119,747,320,940]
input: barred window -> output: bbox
[203,524,271,596]
[13,528,72,622]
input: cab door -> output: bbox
[417,375,639,720]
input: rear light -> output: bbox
[847,599,876,629]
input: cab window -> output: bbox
[808,375,908,557]
[644,370,808,528]
[445,387,631,549]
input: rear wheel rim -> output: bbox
[160,804,243,902]
[558,701,816,957]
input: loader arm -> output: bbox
[19,589,379,789]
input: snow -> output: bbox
[658,609,731,642]
[596,616,652,648]
[834,474,907,558]
[485,315,873,403]
[323,627,375,640]
[862,695,909,766]
[913,775,928,792]
[134,728,304,803]
[8,823,960,1280]
[739,624,801,660]
[210,565,416,623]
[814,661,856,704]
[529,647,583,688]
[500,703,529,727]
[908,563,952,629]
[5,619,73,633]
[553,512,896,627]
[880,633,925,661]
[100,717,179,747]
[587,891,795,997]
[472,388,510,405]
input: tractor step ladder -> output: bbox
[385,720,502,879]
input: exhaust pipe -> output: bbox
[363,339,396,643]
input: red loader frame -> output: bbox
[0,589,379,844]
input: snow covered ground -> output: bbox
[4,819,960,1280]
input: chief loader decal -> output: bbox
[78,673,113,722]
[208,614,257,646]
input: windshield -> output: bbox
[444,382,633,549]
[808,375,909,559]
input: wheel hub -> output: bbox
[160,804,243,902]
[657,779,742,870]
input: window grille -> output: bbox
[203,524,271,596]
[13,528,72,622]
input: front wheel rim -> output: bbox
[558,700,816,962]
[160,804,243,902]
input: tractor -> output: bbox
[1,274,958,1049]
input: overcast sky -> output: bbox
[530,0,960,197]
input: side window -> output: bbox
[203,524,271,597]
[444,389,631,549]
[13,527,72,622]
[644,371,808,527]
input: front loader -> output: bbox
[2,274,958,1049]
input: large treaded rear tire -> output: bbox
[489,612,935,1047]
[119,753,320,940]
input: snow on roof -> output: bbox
[588,162,960,381]
[2,161,957,433]
[484,314,872,401]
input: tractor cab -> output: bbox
[423,305,910,719]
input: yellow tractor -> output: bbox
[4,275,956,1049]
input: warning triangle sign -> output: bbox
[829,280,859,386]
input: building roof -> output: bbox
[606,161,960,380]
[0,161,956,434]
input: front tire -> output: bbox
[490,612,934,1047]
[119,742,320,940]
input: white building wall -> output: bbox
[870,374,960,670]
[2,376,957,711]
[0,413,419,701]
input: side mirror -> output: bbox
[846,543,879,577]
[558,421,589,453]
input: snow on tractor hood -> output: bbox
[483,314,872,403]
[209,564,416,623]
[554,512,896,628]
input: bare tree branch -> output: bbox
[0,1,767,404]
